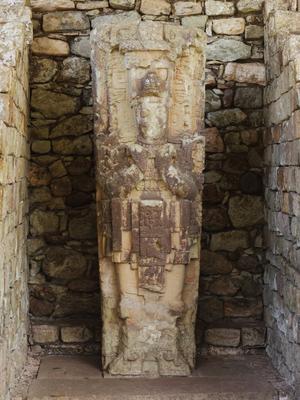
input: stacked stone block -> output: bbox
[0,1,32,398]
[28,0,266,354]
[264,0,300,391]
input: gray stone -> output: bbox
[207,108,247,127]
[201,250,233,275]
[31,140,51,154]
[66,157,92,175]
[205,0,234,16]
[109,0,135,9]
[205,328,241,347]
[207,39,251,62]
[209,277,239,296]
[224,298,263,318]
[53,292,99,317]
[237,255,261,273]
[52,135,93,155]
[211,230,249,252]
[240,171,262,195]
[174,1,202,16]
[245,25,264,40]
[239,275,262,297]
[58,57,90,84]
[51,177,72,197]
[71,36,91,58]
[32,325,59,344]
[43,11,90,32]
[30,297,55,317]
[30,58,58,83]
[241,327,266,347]
[61,327,93,343]
[69,210,97,240]
[30,210,59,236]
[234,87,263,109]
[50,115,93,138]
[237,0,263,13]
[43,247,87,280]
[31,89,80,119]
[205,90,221,112]
[203,207,229,232]
[181,15,208,30]
[199,297,224,322]
[31,0,75,12]
[49,160,67,178]
[228,195,264,228]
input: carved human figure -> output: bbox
[91,13,206,377]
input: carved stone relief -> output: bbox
[91,12,206,377]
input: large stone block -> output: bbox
[224,63,266,86]
[211,230,249,252]
[32,37,70,56]
[212,18,245,35]
[30,0,75,11]
[43,11,90,32]
[31,89,79,118]
[205,0,235,15]
[207,39,251,62]
[32,325,59,344]
[140,0,171,15]
[91,15,206,377]
[174,1,202,16]
[228,195,264,228]
[205,328,241,347]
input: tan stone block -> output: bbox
[61,326,93,343]
[212,18,245,35]
[237,0,263,13]
[181,15,207,29]
[30,0,75,11]
[109,0,135,9]
[205,328,241,347]
[205,0,235,15]
[31,140,51,154]
[245,25,264,39]
[32,325,59,343]
[32,37,69,56]
[174,1,202,16]
[140,0,171,15]
[77,1,109,9]
[224,62,266,86]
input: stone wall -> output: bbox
[28,0,266,354]
[264,0,300,391]
[0,1,32,399]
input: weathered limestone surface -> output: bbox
[91,15,206,377]
[0,1,32,399]
[28,0,266,357]
[264,0,300,393]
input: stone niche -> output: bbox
[91,12,206,377]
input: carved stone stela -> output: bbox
[91,13,206,377]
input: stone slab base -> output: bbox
[27,354,293,400]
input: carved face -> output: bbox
[136,71,167,144]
